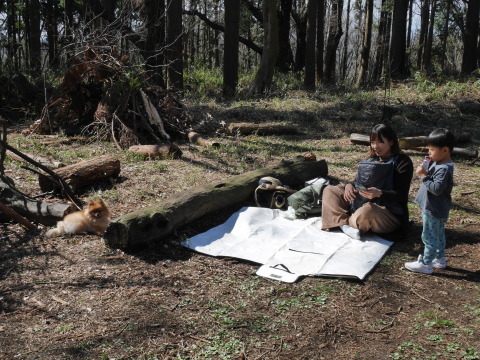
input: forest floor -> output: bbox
[1,83,480,360]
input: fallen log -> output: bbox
[0,179,76,225]
[104,157,328,250]
[188,131,220,148]
[350,133,478,158]
[228,123,298,136]
[0,200,37,230]
[128,144,182,159]
[7,150,65,169]
[38,155,121,192]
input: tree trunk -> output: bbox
[341,0,351,80]
[128,144,183,159]
[406,0,413,69]
[143,0,166,87]
[304,0,318,89]
[422,0,436,73]
[316,0,325,83]
[372,0,388,84]
[248,0,279,96]
[26,0,41,74]
[323,0,344,85]
[104,158,329,250]
[389,0,409,78]
[356,0,373,87]
[461,0,480,74]
[440,0,451,71]
[167,0,184,90]
[223,0,240,97]
[38,155,121,192]
[293,9,307,71]
[416,0,430,70]
[46,0,59,68]
[277,0,294,72]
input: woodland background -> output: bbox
[0,0,479,121]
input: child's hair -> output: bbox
[368,123,401,157]
[427,128,455,152]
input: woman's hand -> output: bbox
[343,183,357,202]
[359,187,382,199]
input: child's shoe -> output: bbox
[431,257,447,269]
[405,255,433,274]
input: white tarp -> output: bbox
[182,207,393,283]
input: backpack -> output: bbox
[254,177,297,210]
[351,155,402,215]
[287,177,331,218]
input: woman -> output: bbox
[321,124,413,239]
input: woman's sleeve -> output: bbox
[380,154,414,204]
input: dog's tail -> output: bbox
[45,221,65,238]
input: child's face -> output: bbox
[428,145,450,163]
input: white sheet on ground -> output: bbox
[182,207,392,283]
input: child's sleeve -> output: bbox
[422,167,451,196]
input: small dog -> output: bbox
[46,199,111,238]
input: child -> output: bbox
[405,128,455,274]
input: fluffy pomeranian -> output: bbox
[46,199,111,238]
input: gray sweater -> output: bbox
[415,162,454,219]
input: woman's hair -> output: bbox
[368,123,401,157]
[427,128,455,152]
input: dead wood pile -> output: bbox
[23,47,195,149]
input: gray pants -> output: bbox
[321,185,400,233]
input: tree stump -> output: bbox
[104,157,328,250]
[38,155,121,192]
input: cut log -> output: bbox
[7,150,65,169]
[104,158,328,250]
[128,144,182,159]
[0,200,37,230]
[350,133,478,158]
[38,155,121,192]
[0,179,76,225]
[228,123,298,136]
[188,131,220,148]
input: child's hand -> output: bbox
[415,163,428,178]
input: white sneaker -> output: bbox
[432,257,447,269]
[405,255,433,274]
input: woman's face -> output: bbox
[371,135,394,158]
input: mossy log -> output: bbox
[104,158,328,250]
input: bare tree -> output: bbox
[417,0,430,70]
[304,0,318,89]
[323,0,344,84]
[249,0,279,95]
[356,0,373,87]
[390,0,409,78]
[461,0,480,73]
[26,0,41,74]
[167,0,184,90]
[422,0,437,73]
[223,0,240,96]
[316,0,326,83]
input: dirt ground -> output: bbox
[1,93,480,360]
